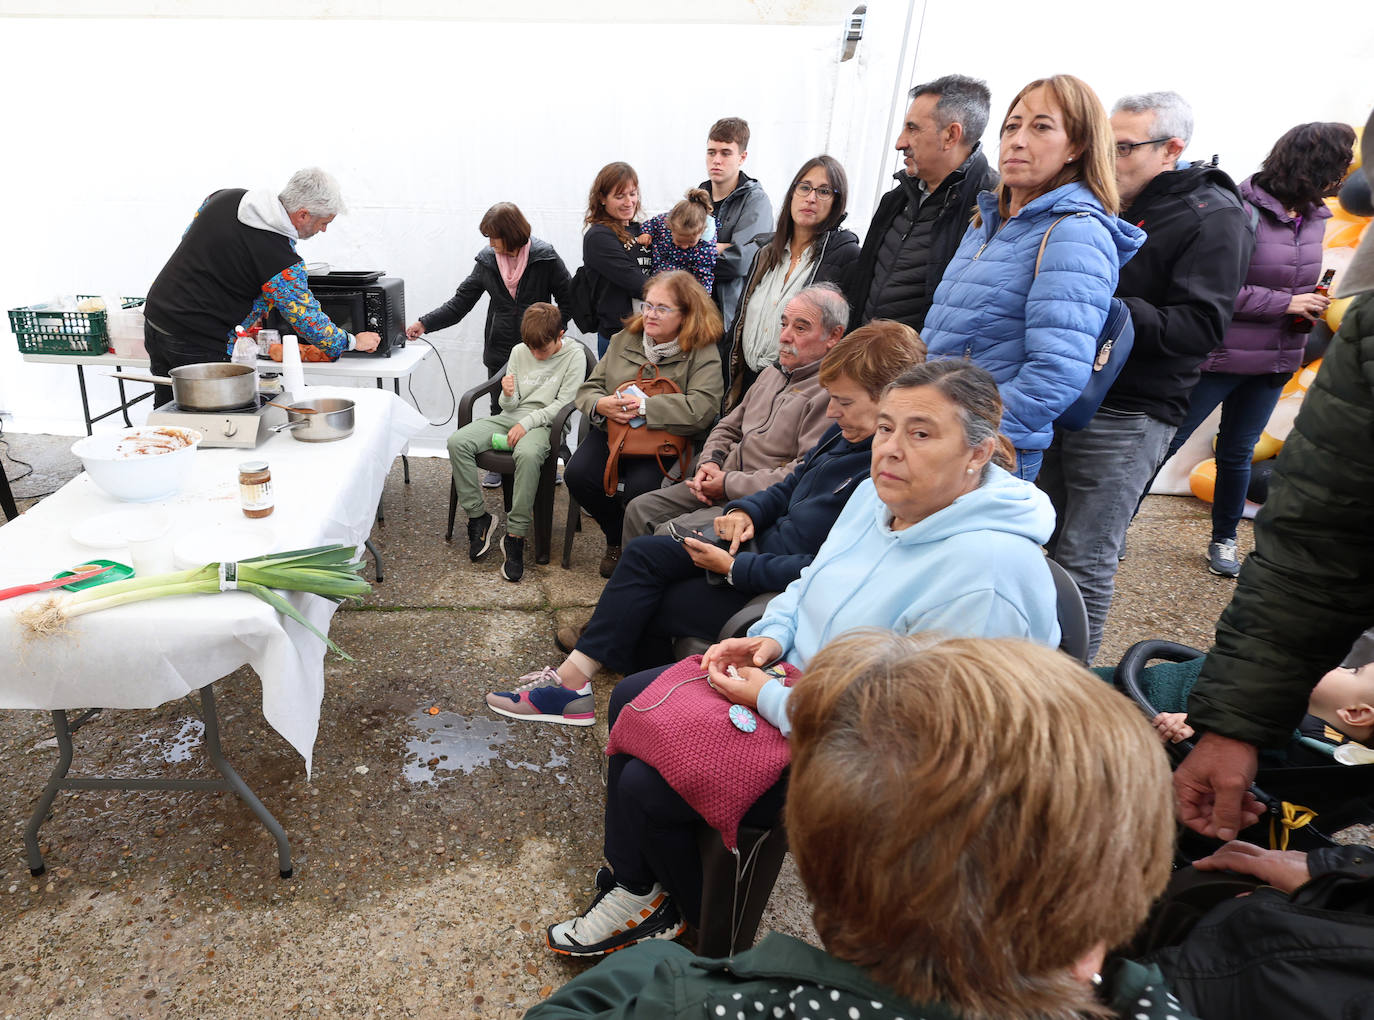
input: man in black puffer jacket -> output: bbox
[847,74,997,333]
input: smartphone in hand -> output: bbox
[620,384,648,427]
[667,521,712,545]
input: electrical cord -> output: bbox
[0,417,57,502]
[406,337,457,428]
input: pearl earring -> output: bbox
[966,467,975,474]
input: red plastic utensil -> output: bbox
[0,564,114,602]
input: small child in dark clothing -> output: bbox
[1154,628,1374,763]
[636,189,718,293]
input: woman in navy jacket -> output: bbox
[1162,122,1355,577]
[922,75,1144,480]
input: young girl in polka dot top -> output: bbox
[636,188,719,294]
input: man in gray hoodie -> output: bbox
[700,118,774,342]
[144,167,378,404]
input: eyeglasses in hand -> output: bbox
[1114,137,1170,158]
[793,182,838,200]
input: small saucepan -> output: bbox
[270,397,355,442]
[112,362,259,411]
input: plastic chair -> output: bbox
[445,341,595,565]
[1046,556,1090,664]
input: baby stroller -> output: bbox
[1109,639,1374,858]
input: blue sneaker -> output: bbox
[485,667,594,726]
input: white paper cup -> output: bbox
[121,508,174,577]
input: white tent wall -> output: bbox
[2,1,1369,450]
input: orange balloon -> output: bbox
[1189,458,1217,504]
[1324,196,1371,250]
[1326,296,1353,332]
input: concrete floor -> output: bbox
[0,431,1313,1018]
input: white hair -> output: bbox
[279,167,347,217]
[1112,91,1194,146]
[793,283,850,335]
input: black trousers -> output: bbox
[144,320,226,408]
[602,665,788,927]
[577,535,751,674]
[564,429,676,545]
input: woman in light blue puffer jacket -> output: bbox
[922,74,1145,480]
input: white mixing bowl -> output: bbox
[71,426,203,502]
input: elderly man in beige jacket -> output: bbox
[622,284,849,542]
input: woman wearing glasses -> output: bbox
[563,270,724,577]
[723,155,860,409]
[921,75,1144,481]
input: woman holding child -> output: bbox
[543,360,1062,956]
[582,162,654,357]
[562,270,724,579]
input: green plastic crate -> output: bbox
[9,295,145,356]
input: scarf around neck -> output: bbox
[642,336,682,363]
[495,243,530,298]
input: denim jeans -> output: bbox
[1013,448,1043,482]
[1164,371,1288,543]
[1038,407,1177,663]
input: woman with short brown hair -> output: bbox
[407,201,572,432]
[529,632,1184,1019]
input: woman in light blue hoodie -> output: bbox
[921,75,1145,480]
[706,359,1061,733]
[545,361,1061,959]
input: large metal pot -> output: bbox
[270,397,355,442]
[115,362,259,411]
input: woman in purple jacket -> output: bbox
[1165,122,1355,577]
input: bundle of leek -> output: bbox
[19,544,370,659]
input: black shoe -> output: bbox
[598,545,621,579]
[501,534,525,582]
[467,512,497,562]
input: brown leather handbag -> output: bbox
[602,363,692,497]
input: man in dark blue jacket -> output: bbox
[1038,91,1254,662]
[847,74,997,333]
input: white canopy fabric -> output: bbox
[1,1,1367,445]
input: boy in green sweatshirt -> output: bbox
[448,303,588,581]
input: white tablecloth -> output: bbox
[0,387,425,773]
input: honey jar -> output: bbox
[238,461,274,518]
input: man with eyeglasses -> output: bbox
[847,74,997,333]
[1037,90,1254,663]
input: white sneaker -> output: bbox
[546,868,684,957]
